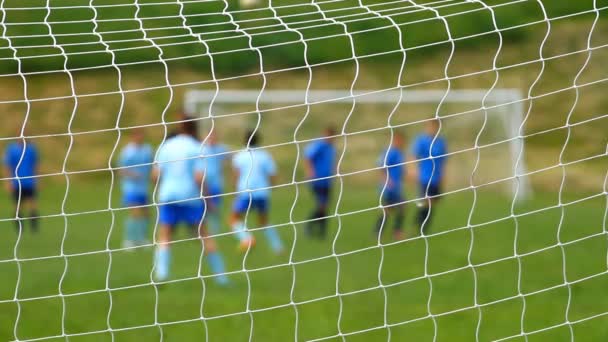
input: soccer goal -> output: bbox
[185,88,532,200]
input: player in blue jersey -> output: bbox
[4,135,40,233]
[118,128,154,248]
[201,130,229,236]
[410,119,447,234]
[230,130,284,254]
[303,126,336,239]
[152,118,227,284]
[374,132,406,241]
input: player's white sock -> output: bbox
[154,245,170,281]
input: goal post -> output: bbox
[184,88,532,200]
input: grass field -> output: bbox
[0,178,607,341]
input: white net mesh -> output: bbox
[0,0,607,341]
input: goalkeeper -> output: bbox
[3,132,40,233]
[374,131,406,241]
[409,119,447,234]
[152,117,228,284]
[303,126,336,239]
[229,130,284,254]
[117,128,153,248]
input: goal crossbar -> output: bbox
[184,89,523,106]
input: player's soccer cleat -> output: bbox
[238,236,256,253]
[393,230,405,241]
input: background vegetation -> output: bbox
[0,0,601,73]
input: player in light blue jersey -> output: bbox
[374,132,406,241]
[201,130,229,236]
[4,133,40,233]
[230,130,284,254]
[410,119,447,234]
[152,118,227,284]
[303,126,336,239]
[118,128,153,248]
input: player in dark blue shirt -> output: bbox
[410,119,447,234]
[4,136,40,233]
[303,126,336,239]
[374,132,406,240]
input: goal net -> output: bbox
[1,0,607,341]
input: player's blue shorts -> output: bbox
[159,200,205,227]
[11,186,36,202]
[205,185,223,209]
[233,195,269,214]
[122,192,148,206]
[420,183,442,198]
[381,190,403,206]
[311,184,331,206]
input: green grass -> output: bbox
[0,179,607,341]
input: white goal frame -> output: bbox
[185,89,531,200]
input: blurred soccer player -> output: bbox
[118,128,153,248]
[374,131,406,241]
[410,119,447,234]
[303,126,336,239]
[201,130,229,235]
[230,130,284,254]
[152,117,227,284]
[3,133,40,233]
